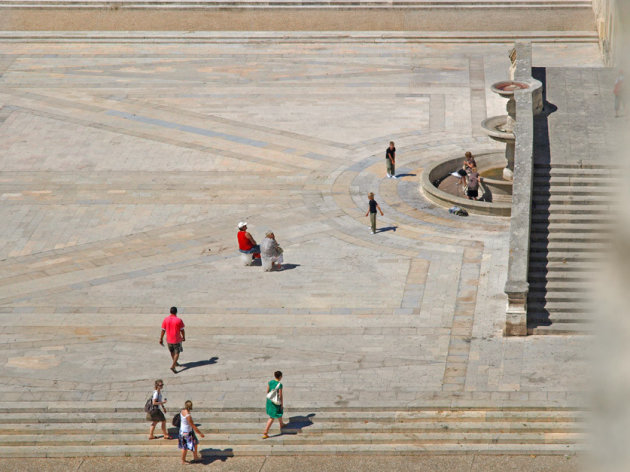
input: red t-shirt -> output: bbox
[238,230,254,251]
[162,315,184,344]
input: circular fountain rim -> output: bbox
[490,80,530,96]
[420,151,511,217]
[481,115,515,141]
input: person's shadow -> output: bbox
[377,226,398,233]
[197,448,234,465]
[279,263,300,271]
[271,413,316,437]
[178,356,219,373]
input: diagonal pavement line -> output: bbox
[0,92,314,172]
[116,96,352,151]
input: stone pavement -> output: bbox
[0,454,582,472]
[0,39,603,458]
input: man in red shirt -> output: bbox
[159,306,185,374]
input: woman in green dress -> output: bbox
[262,371,286,439]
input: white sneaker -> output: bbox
[371,231,375,234]
[386,174,391,178]
[392,175,398,179]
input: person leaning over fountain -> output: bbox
[457,151,477,187]
[466,170,483,201]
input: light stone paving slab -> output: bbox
[0,40,600,436]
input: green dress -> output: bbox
[266,380,283,418]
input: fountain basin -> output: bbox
[420,151,512,217]
[481,115,515,143]
[490,80,529,98]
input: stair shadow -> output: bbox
[527,67,557,330]
[198,447,234,464]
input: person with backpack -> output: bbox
[177,400,205,464]
[262,371,286,439]
[147,379,170,440]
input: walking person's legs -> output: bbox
[160,420,168,439]
[149,421,157,439]
[370,213,376,234]
[263,417,274,437]
[181,447,188,464]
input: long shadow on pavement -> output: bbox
[178,356,219,373]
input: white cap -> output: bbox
[238,221,247,229]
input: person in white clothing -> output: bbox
[179,400,205,464]
[260,231,284,271]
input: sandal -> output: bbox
[262,433,269,439]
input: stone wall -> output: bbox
[592,0,622,66]
[503,42,542,336]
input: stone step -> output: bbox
[528,292,591,303]
[531,194,617,205]
[527,301,591,313]
[528,323,593,335]
[531,223,613,233]
[534,163,620,170]
[528,272,592,283]
[0,420,584,435]
[528,311,592,324]
[529,241,608,252]
[532,188,619,198]
[0,30,600,43]
[528,281,592,292]
[530,232,611,243]
[0,0,597,32]
[528,261,600,271]
[533,167,618,176]
[0,405,586,456]
[532,204,615,215]
[532,177,615,186]
[0,431,585,447]
[0,442,583,457]
[529,253,603,263]
[0,409,584,423]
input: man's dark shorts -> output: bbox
[168,343,183,354]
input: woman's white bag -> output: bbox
[266,383,281,406]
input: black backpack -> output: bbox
[172,413,181,428]
[144,398,154,413]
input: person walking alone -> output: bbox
[148,379,169,440]
[159,306,185,374]
[262,371,286,439]
[386,141,397,179]
[179,400,205,464]
[365,192,384,235]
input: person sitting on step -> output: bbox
[237,222,260,262]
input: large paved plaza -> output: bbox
[0,38,604,463]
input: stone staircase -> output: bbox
[0,404,586,457]
[528,164,616,335]
[0,0,597,33]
